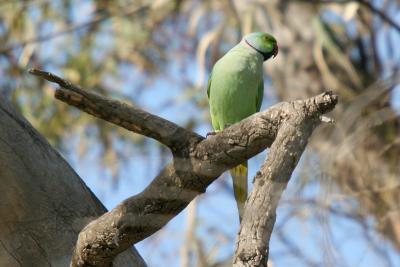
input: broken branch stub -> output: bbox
[234,92,337,267]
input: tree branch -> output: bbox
[233,93,337,266]
[28,68,200,151]
[29,69,338,267]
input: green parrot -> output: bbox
[207,32,278,221]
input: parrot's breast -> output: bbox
[209,44,264,130]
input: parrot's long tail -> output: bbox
[230,161,248,222]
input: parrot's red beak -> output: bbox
[272,44,279,58]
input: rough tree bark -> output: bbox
[233,94,328,267]
[0,96,145,266]
[29,69,338,267]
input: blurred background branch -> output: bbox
[0,1,151,54]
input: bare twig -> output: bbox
[1,3,150,54]
[29,69,338,267]
[358,0,400,33]
[294,0,400,33]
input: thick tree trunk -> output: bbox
[0,96,146,267]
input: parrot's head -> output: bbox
[243,32,278,61]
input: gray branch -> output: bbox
[28,68,200,151]
[233,93,336,266]
[29,69,338,267]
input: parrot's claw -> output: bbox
[206,131,217,137]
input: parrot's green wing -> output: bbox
[256,80,264,112]
[206,71,213,99]
[207,70,222,131]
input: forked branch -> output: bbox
[234,93,336,266]
[29,68,337,267]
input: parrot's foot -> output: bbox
[206,131,217,137]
